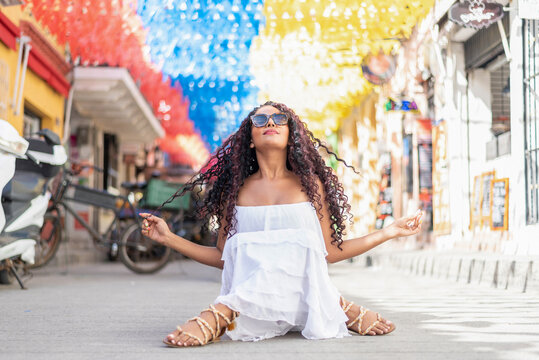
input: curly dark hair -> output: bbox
[157,101,359,250]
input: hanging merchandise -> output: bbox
[417,119,433,232]
[375,153,393,230]
[361,52,397,85]
[384,97,420,113]
[449,0,504,30]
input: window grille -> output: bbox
[523,19,539,224]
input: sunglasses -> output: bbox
[250,113,289,127]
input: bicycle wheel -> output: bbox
[119,223,172,274]
[27,213,62,269]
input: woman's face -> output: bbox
[250,105,289,151]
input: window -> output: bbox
[23,108,41,138]
[523,19,539,224]
[485,61,511,161]
[490,62,511,136]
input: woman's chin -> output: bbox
[255,141,288,151]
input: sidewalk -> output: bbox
[364,249,539,293]
[1,259,538,360]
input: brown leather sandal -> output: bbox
[341,297,395,336]
[163,304,239,347]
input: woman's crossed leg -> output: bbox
[164,297,394,347]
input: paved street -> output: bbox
[1,258,539,360]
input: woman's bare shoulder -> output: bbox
[236,174,259,205]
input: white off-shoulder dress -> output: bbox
[214,201,350,341]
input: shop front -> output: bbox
[65,66,164,256]
[397,0,539,255]
[372,22,434,248]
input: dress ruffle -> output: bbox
[215,226,349,341]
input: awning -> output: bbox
[72,67,164,144]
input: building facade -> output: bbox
[379,0,539,255]
[0,6,69,140]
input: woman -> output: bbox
[140,101,423,347]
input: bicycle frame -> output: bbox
[58,200,122,247]
[36,165,173,274]
[49,168,143,248]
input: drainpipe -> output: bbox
[62,86,74,145]
[13,36,31,116]
[11,35,30,110]
[466,72,472,229]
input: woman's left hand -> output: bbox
[385,209,423,238]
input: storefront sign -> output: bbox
[481,170,496,227]
[519,0,539,20]
[384,98,420,113]
[449,0,504,30]
[490,178,509,231]
[361,52,396,85]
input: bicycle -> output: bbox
[29,163,172,274]
[118,177,212,259]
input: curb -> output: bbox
[360,251,539,293]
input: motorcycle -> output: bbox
[0,119,67,289]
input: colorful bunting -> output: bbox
[251,0,434,136]
[137,0,264,148]
[24,0,436,161]
[24,0,209,168]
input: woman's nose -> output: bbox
[266,118,276,127]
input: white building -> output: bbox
[382,0,539,255]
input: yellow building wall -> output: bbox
[0,6,66,138]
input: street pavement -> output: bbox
[1,258,539,360]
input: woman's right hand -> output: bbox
[139,213,171,246]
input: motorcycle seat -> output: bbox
[15,138,60,178]
[26,138,54,154]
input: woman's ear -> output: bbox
[250,141,255,148]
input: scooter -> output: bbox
[0,119,67,289]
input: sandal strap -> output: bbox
[188,316,214,344]
[177,322,206,346]
[360,313,382,335]
[201,305,222,336]
[200,304,239,337]
[174,305,240,346]
[343,302,385,336]
[347,306,367,330]
[179,330,204,346]
[343,301,354,313]
[340,296,354,313]
[206,305,237,324]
